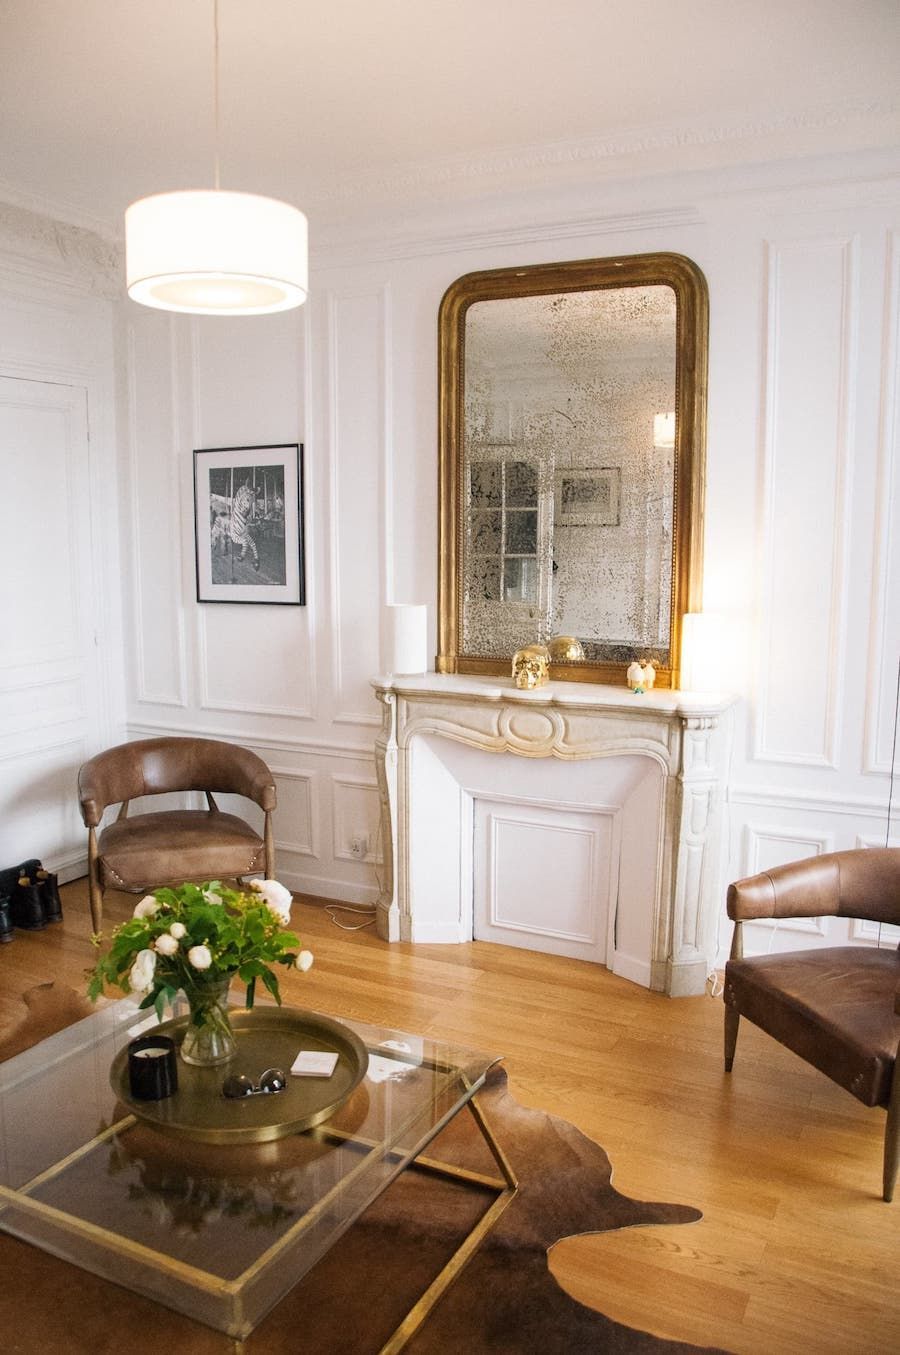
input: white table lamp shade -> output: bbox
[386,604,428,675]
[680,612,720,692]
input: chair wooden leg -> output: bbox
[883,1069,900,1202]
[264,808,275,879]
[87,829,103,934]
[724,1005,740,1072]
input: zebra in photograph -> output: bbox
[228,478,259,568]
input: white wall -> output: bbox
[121,148,900,955]
[0,204,126,883]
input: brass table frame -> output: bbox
[0,1028,517,1351]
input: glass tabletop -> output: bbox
[0,999,501,1338]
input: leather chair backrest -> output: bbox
[78,737,276,827]
[728,847,900,928]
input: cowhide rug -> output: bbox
[0,988,724,1354]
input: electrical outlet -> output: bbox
[349,835,368,859]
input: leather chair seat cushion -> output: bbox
[725,947,900,1107]
[97,811,265,890]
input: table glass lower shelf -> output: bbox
[0,999,511,1341]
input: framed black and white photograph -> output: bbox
[193,443,305,604]
[554,466,621,527]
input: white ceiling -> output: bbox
[1,0,899,237]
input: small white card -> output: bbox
[291,1049,339,1078]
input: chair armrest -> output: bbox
[77,756,113,828]
[727,848,900,925]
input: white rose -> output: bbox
[295,949,314,972]
[250,879,293,925]
[133,896,159,920]
[169,922,187,940]
[203,889,223,906]
[187,944,213,971]
[154,933,179,956]
[128,948,157,994]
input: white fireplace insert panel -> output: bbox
[372,673,735,997]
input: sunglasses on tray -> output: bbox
[222,1067,288,1099]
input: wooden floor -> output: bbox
[2,879,897,1355]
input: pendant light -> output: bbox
[125,0,307,316]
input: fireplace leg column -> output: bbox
[374,691,401,941]
[665,715,728,997]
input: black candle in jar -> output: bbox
[128,1035,178,1100]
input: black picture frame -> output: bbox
[193,443,305,605]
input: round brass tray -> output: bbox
[111,1006,369,1144]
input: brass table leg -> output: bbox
[378,1095,518,1355]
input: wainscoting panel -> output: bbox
[269,766,319,860]
[755,235,856,767]
[331,774,382,864]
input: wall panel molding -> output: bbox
[127,318,188,709]
[864,229,900,775]
[754,234,858,768]
[327,285,389,725]
[126,718,375,763]
[729,782,892,819]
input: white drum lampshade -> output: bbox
[125,190,308,316]
[385,604,428,675]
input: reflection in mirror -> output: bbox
[438,254,708,687]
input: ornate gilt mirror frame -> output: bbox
[437,252,709,688]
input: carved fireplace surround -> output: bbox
[372,673,735,997]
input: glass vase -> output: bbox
[179,974,237,1067]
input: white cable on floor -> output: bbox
[325,902,376,931]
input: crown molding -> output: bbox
[0,199,121,297]
[312,206,704,269]
[306,96,900,211]
[0,176,118,242]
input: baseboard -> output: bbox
[279,871,379,908]
[610,950,653,990]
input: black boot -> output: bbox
[36,869,63,923]
[0,896,13,944]
[12,877,46,930]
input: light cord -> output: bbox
[212,0,221,190]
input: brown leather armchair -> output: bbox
[724,847,900,1201]
[78,737,276,934]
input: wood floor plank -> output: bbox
[0,878,896,1355]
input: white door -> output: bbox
[473,795,616,961]
[0,375,104,875]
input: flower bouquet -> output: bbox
[87,880,314,1066]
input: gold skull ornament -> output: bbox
[512,644,551,689]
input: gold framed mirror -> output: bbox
[437,252,708,688]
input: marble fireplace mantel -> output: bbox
[372,672,736,996]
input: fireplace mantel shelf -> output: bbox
[371,672,737,997]
[372,672,733,719]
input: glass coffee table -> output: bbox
[0,999,516,1348]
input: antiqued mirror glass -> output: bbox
[437,253,708,687]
